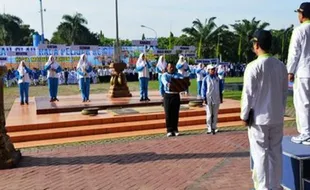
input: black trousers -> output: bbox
[164,93,181,133]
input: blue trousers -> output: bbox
[158,74,165,97]
[19,82,29,103]
[80,78,90,101]
[48,78,59,99]
[139,77,149,99]
[197,81,202,97]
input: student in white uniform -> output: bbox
[16,61,32,105]
[287,2,310,145]
[201,65,223,134]
[176,55,190,94]
[196,63,206,98]
[136,53,151,101]
[156,55,167,97]
[241,30,288,190]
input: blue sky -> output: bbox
[1,0,306,40]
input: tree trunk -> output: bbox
[0,66,22,169]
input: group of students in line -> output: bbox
[16,54,94,104]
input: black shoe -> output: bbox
[49,99,54,102]
[25,102,29,105]
[140,98,144,102]
[145,98,150,101]
[212,129,216,135]
[55,98,59,101]
[20,102,24,105]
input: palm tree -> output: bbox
[0,14,23,45]
[57,12,88,45]
[231,18,270,63]
[182,17,227,58]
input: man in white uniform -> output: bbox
[287,2,310,145]
[241,30,288,190]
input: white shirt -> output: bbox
[196,69,206,81]
[241,55,288,125]
[18,68,31,84]
[136,60,150,78]
[287,21,310,78]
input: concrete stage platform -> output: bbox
[35,91,197,114]
[6,91,293,148]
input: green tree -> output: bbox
[231,18,270,63]
[182,17,227,58]
[55,12,88,45]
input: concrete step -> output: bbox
[13,121,244,149]
[9,113,241,143]
[6,107,240,132]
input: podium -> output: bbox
[250,136,310,190]
[282,136,310,190]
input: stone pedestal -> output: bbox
[108,63,132,98]
[0,66,22,169]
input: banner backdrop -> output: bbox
[0,45,196,67]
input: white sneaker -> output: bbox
[207,129,212,134]
[167,132,173,137]
[214,129,219,133]
[302,139,310,146]
[174,132,179,136]
[291,134,310,144]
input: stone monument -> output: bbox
[108,62,132,97]
[0,66,22,169]
[108,0,132,98]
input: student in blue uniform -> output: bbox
[44,55,62,102]
[136,53,152,101]
[156,55,167,97]
[77,54,92,102]
[196,63,206,98]
[161,63,184,137]
[176,55,191,95]
[16,61,32,105]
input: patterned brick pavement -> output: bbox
[0,128,297,190]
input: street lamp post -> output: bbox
[141,25,158,39]
[108,0,131,97]
[39,0,45,44]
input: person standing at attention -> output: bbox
[77,54,92,102]
[196,63,206,99]
[287,2,310,145]
[176,55,190,95]
[44,55,62,102]
[241,30,288,190]
[201,65,223,135]
[156,55,167,97]
[16,61,32,105]
[161,63,184,137]
[136,53,151,101]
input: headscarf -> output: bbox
[45,55,59,69]
[177,55,188,70]
[18,60,25,76]
[136,53,146,67]
[156,55,167,71]
[177,55,186,65]
[77,54,89,69]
